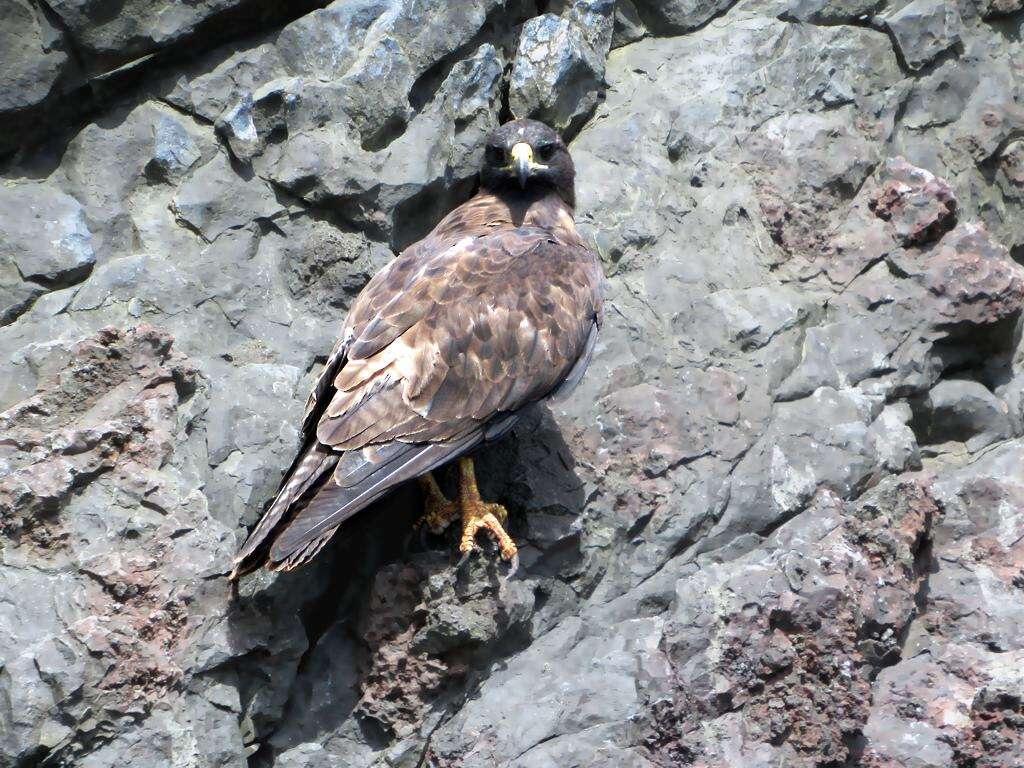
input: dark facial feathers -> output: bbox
[479,119,576,207]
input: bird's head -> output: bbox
[479,119,575,207]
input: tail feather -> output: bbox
[270,525,340,572]
[267,431,483,565]
[230,442,338,578]
[233,413,523,576]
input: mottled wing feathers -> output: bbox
[549,322,599,403]
[318,230,602,449]
[233,193,603,575]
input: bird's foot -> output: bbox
[416,472,460,534]
[459,497,517,561]
[456,457,518,562]
[416,459,518,563]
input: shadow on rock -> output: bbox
[225,404,587,764]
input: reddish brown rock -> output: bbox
[889,222,1024,327]
[645,478,937,767]
[0,326,197,555]
[869,157,958,246]
[355,561,453,736]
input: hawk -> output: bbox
[230,119,604,578]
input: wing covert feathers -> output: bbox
[233,191,604,574]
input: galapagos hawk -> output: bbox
[231,119,604,577]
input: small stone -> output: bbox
[147,114,201,180]
[509,3,613,133]
[881,0,963,71]
[215,93,261,162]
[0,184,95,287]
[869,157,957,246]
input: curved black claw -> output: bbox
[504,552,520,579]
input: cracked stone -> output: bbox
[881,0,964,71]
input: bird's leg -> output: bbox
[415,460,517,562]
[416,472,460,534]
[457,457,517,561]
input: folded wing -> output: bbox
[231,227,603,575]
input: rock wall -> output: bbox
[2,0,1024,766]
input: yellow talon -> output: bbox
[416,457,518,561]
[417,472,459,534]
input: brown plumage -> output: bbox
[231,119,604,577]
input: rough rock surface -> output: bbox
[2,1,1024,766]
[881,0,964,71]
[509,1,614,133]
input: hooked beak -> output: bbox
[511,142,533,188]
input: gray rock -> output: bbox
[59,100,217,259]
[147,114,202,181]
[881,0,964,71]
[47,0,278,73]
[0,0,74,115]
[568,0,617,54]
[782,0,880,23]
[274,0,509,148]
[631,0,738,33]
[777,321,892,399]
[205,362,302,466]
[612,0,648,47]
[951,59,1024,165]
[0,261,45,327]
[2,0,1024,766]
[509,3,614,133]
[275,0,389,81]
[164,42,288,123]
[264,42,505,248]
[913,378,1012,452]
[278,218,393,312]
[900,59,978,132]
[0,183,94,286]
[171,151,286,240]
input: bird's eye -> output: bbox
[536,143,556,162]
[486,145,507,166]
